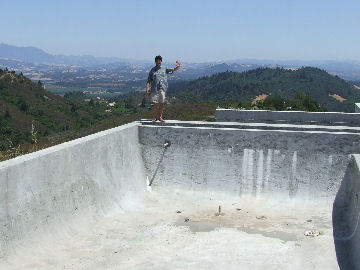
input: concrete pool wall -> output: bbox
[139,122,360,203]
[333,155,360,269]
[0,122,146,259]
[1,117,360,269]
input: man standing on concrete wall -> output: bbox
[146,55,181,122]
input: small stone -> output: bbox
[184,217,189,222]
[304,230,321,237]
[236,208,242,211]
[176,210,182,213]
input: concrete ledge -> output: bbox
[216,109,360,126]
[140,119,360,134]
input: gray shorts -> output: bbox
[151,90,165,103]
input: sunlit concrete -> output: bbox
[1,116,360,269]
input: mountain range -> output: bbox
[0,43,148,67]
[1,43,360,80]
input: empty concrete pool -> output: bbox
[1,109,360,269]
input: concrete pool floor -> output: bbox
[1,189,338,270]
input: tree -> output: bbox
[263,96,286,111]
[4,110,10,119]
[71,104,77,113]
[18,99,29,112]
[140,97,146,107]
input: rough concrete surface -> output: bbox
[1,191,338,270]
[1,118,360,269]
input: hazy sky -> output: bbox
[1,0,359,62]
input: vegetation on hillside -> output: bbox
[168,67,360,112]
[0,102,215,161]
[207,92,327,112]
[0,69,112,151]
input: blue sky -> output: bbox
[1,0,359,62]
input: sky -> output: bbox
[1,0,360,62]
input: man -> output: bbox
[146,55,181,122]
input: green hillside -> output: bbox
[168,67,360,112]
[0,69,112,150]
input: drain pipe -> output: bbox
[148,140,171,186]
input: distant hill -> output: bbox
[0,69,110,150]
[173,62,261,80]
[226,59,360,81]
[0,44,53,63]
[168,67,360,112]
[0,43,136,66]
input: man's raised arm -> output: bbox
[173,60,181,71]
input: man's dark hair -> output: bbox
[155,55,162,62]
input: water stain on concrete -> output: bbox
[177,220,220,232]
[237,226,298,242]
[175,216,298,242]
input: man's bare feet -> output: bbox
[159,117,165,122]
[152,118,157,122]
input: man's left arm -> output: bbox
[167,60,181,74]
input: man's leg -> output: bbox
[159,102,164,122]
[152,102,158,122]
